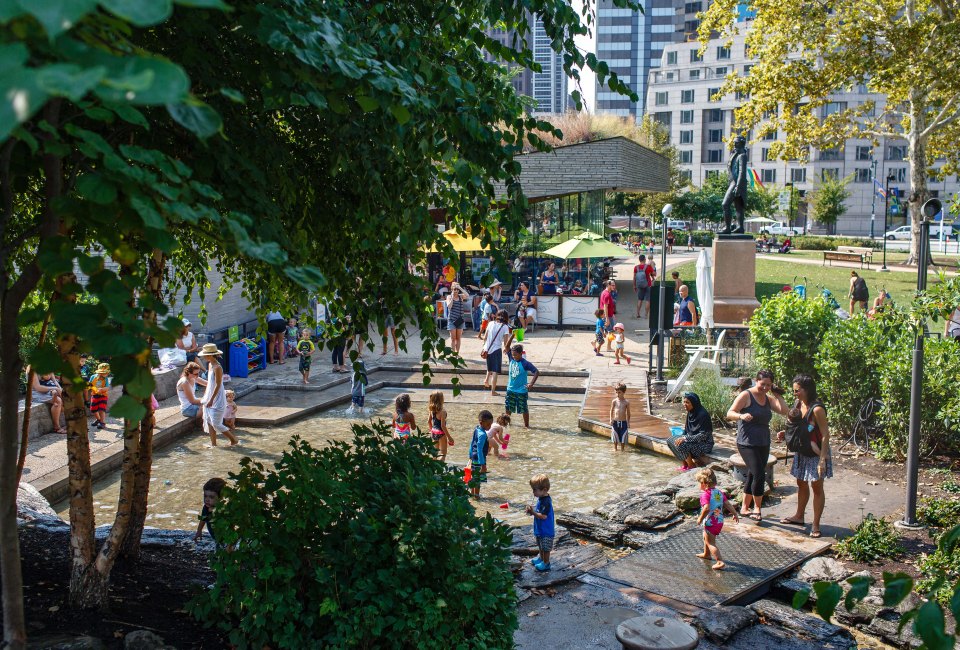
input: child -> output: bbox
[427,391,453,461]
[223,390,237,432]
[524,474,554,572]
[592,308,605,357]
[695,468,739,570]
[609,382,631,451]
[488,413,511,458]
[88,363,111,429]
[392,393,416,441]
[194,477,226,546]
[79,353,95,410]
[505,344,539,428]
[468,410,493,497]
[285,318,299,358]
[349,358,368,414]
[671,271,682,300]
[296,329,315,384]
[477,293,496,340]
[612,323,631,365]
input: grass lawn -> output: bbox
[672,257,930,307]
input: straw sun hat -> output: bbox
[96,363,111,373]
[197,343,223,357]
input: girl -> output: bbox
[223,390,238,432]
[392,393,416,441]
[612,323,631,365]
[695,468,739,570]
[89,363,111,430]
[284,317,300,359]
[446,282,467,355]
[427,391,453,460]
[488,413,511,458]
[29,369,65,434]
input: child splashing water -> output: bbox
[695,468,739,570]
[488,413,511,458]
[392,393,416,441]
[427,391,454,460]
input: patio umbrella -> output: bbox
[695,248,714,330]
[427,229,491,252]
[744,217,779,224]
[542,232,631,260]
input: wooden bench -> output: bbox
[822,250,869,269]
[837,245,874,265]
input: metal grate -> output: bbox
[588,527,808,609]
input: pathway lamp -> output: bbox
[880,173,895,272]
[655,204,672,382]
[870,158,878,239]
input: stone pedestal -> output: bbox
[711,238,760,325]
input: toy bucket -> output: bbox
[463,466,472,484]
[670,426,684,437]
[514,328,524,342]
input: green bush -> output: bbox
[689,369,733,428]
[815,312,907,434]
[673,230,715,247]
[190,425,517,649]
[918,496,960,530]
[791,235,881,251]
[834,515,904,563]
[748,291,837,387]
[917,542,960,606]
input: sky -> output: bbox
[573,0,597,112]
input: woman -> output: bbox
[487,279,503,303]
[514,281,538,329]
[726,369,788,521]
[540,262,559,295]
[29,368,65,434]
[778,374,832,538]
[849,271,869,314]
[176,362,205,423]
[481,310,513,396]
[175,319,199,362]
[445,282,467,355]
[667,392,714,471]
[266,310,286,364]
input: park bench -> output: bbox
[837,245,875,264]
[823,249,870,269]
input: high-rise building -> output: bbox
[485,21,534,99]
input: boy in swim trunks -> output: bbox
[297,329,315,384]
[695,468,739,570]
[468,410,493,497]
[608,382,631,451]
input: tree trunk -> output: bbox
[16,312,50,485]
[906,95,932,266]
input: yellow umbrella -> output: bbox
[427,229,491,253]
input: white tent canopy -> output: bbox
[695,248,714,330]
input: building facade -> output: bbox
[485,16,570,114]
[644,28,958,235]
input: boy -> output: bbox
[194,477,226,546]
[592,308,605,357]
[297,329,315,384]
[505,344,539,428]
[350,357,368,413]
[88,363,111,430]
[468,410,493,498]
[609,382,631,451]
[525,474,554,572]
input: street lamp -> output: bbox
[899,197,940,529]
[785,182,796,229]
[655,204,672,382]
[880,173,895,272]
[870,158,878,239]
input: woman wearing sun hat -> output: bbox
[197,344,238,446]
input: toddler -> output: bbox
[427,390,453,460]
[392,393,416,441]
[524,474,554,572]
[285,318,299,358]
[785,405,822,455]
[468,410,493,497]
[297,329,315,384]
[592,308,605,357]
[194,477,226,546]
[695,468,739,570]
[608,382,631,451]
[488,413,511,458]
[223,390,237,432]
[349,358,368,414]
[88,363,111,429]
[612,323,631,365]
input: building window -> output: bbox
[690,49,703,63]
[855,145,872,161]
[684,1,702,12]
[735,90,749,101]
[680,110,694,124]
[716,46,731,60]
[761,148,772,162]
[708,87,721,101]
[761,169,777,184]
[715,66,728,77]
[667,51,677,65]
[680,169,693,183]
[743,64,753,75]
[822,101,847,117]
[685,20,701,36]
[886,144,907,161]
[790,168,807,183]
[708,108,723,122]
[655,91,669,106]
[708,128,724,143]
[679,130,694,144]
[705,169,721,179]
[854,168,872,183]
[707,149,724,163]
[890,167,908,183]
[689,69,700,80]
[681,89,695,103]
[819,147,843,161]
[653,111,672,127]
[762,130,777,141]
[821,168,840,180]
[679,150,693,164]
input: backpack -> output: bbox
[634,264,650,289]
[852,277,868,301]
[784,401,823,457]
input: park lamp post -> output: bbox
[898,197,939,529]
[785,182,796,229]
[880,173,895,272]
[655,204,672,383]
[870,158,878,239]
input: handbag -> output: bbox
[480,349,488,359]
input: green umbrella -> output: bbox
[542,233,631,260]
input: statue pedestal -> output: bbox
[711,238,760,325]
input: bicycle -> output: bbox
[838,397,883,455]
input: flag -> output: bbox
[873,178,887,199]
[748,168,764,189]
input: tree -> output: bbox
[810,174,853,234]
[700,0,960,264]
[747,183,783,221]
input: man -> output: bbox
[676,285,698,328]
[599,279,617,351]
[721,135,748,234]
[198,343,239,446]
[633,255,655,319]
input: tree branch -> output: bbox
[921,98,960,138]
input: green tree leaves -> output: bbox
[99,0,173,26]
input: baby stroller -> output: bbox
[818,285,849,319]
[781,275,807,300]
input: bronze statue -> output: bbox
[721,135,748,235]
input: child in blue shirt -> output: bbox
[592,308,605,357]
[469,410,493,497]
[525,473,554,572]
[505,344,539,428]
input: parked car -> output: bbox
[665,219,688,231]
[884,225,911,240]
[760,222,802,236]
[884,224,958,240]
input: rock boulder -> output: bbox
[555,511,628,546]
[748,599,856,648]
[17,482,58,522]
[693,605,758,643]
[796,557,851,583]
[594,492,681,529]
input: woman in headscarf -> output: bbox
[667,392,714,471]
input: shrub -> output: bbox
[918,496,960,531]
[791,235,881,251]
[689,369,733,428]
[748,291,837,387]
[917,542,960,606]
[190,425,516,649]
[815,311,907,434]
[834,515,904,563]
[673,230,715,247]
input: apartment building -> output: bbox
[644,29,958,235]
